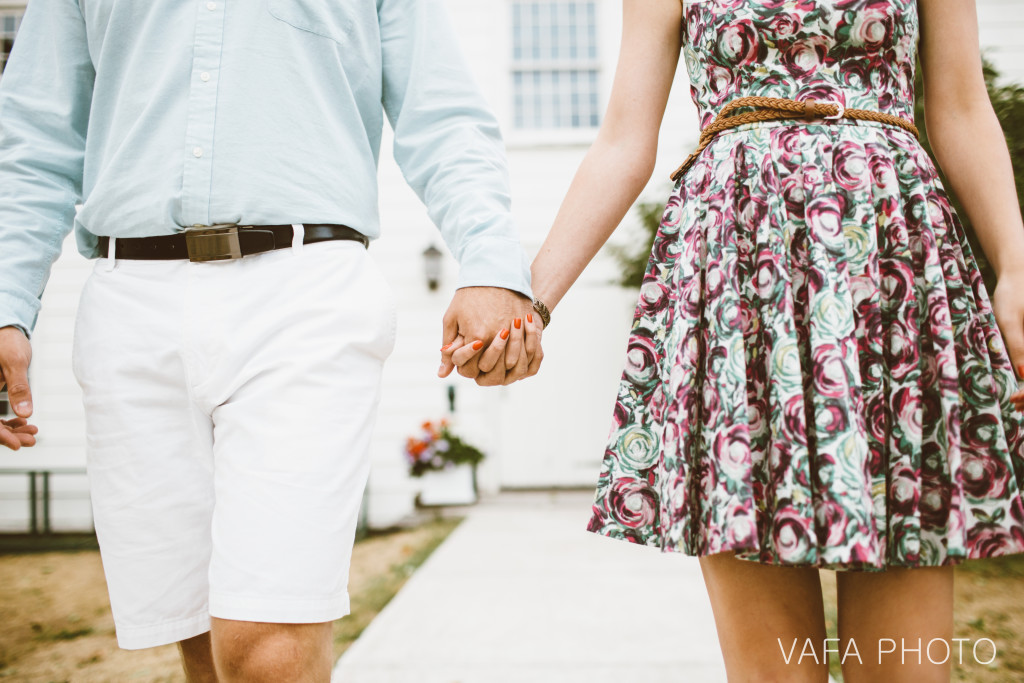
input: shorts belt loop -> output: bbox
[105,236,117,271]
[291,224,305,255]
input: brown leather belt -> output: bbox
[671,96,920,182]
[96,224,369,263]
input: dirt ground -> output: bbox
[0,518,460,682]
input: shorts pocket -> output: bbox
[360,253,398,361]
[267,0,356,44]
[71,266,103,387]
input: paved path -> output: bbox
[333,490,729,683]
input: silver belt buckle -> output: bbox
[185,224,246,262]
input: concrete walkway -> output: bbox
[332,490,729,683]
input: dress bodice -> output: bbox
[682,0,919,129]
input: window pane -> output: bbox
[0,12,24,76]
[510,1,601,130]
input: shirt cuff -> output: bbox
[0,290,40,339]
[455,236,533,300]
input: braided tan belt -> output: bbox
[670,96,920,182]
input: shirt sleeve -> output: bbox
[0,0,94,337]
[378,0,533,299]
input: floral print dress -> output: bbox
[587,0,1024,569]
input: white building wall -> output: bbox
[3,0,1023,530]
[977,0,1024,84]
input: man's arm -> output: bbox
[378,0,536,385]
[0,0,94,447]
[0,0,93,334]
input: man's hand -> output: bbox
[0,326,37,450]
[447,312,544,386]
[438,287,534,386]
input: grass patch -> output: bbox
[332,516,462,657]
[0,534,99,554]
[954,554,1024,579]
[34,626,94,642]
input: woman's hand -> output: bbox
[991,273,1024,411]
[438,314,544,385]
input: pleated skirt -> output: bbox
[586,119,1024,570]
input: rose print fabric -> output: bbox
[587,0,1024,569]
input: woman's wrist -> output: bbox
[531,298,551,328]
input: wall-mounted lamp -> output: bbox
[423,244,444,291]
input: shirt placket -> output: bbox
[182,0,227,227]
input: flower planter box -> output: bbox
[406,419,485,506]
[417,463,478,507]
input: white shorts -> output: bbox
[71,238,397,650]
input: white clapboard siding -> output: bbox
[3,0,1023,531]
[977,0,1024,84]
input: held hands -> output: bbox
[437,287,544,386]
[0,326,38,450]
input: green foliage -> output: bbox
[614,60,1024,292]
[610,199,665,289]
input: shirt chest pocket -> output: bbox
[267,0,356,44]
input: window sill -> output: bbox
[505,127,599,150]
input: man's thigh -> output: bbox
[193,241,397,624]
[74,257,217,649]
[74,241,398,648]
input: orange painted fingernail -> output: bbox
[527,313,533,324]
[514,318,522,329]
[473,341,484,350]
[500,328,509,340]
[441,343,453,351]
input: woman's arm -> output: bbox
[530,0,685,312]
[918,0,1024,392]
[438,0,683,381]
[918,0,1024,279]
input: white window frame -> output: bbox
[508,0,602,146]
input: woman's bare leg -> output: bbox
[836,566,953,683]
[699,551,830,682]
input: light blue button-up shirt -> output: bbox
[0,0,532,335]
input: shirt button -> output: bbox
[206,2,216,9]
[200,72,211,82]
[192,147,204,158]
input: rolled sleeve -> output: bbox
[455,234,533,296]
[0,290,39,338]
